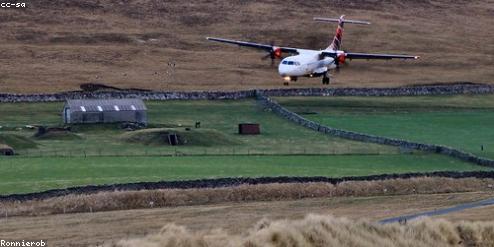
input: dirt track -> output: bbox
[0,0,492,93]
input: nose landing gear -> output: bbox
[283,76,297,86]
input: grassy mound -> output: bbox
[69,123,122,133]
[114,214,494,247]
[120,128,238,146]
[33,131,82,140]
[0,133,37,149]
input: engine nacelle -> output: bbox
[273,47,282,59]
[337,54,346,64]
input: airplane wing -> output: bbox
[345,52,419,60]
[321,51,419,60]
[206,37,299,54]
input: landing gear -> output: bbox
[322,74,330,85]
[283,76,297,86]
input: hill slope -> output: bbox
[0,0,492,92]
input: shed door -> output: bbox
[64,108,71,123]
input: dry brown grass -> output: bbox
[2,177,493,217]
[0,0,492,93]
[2,192,493,246]
[111,214,494,247]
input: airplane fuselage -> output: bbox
[278,49,337,81]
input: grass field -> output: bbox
[0,0,492,93]
[1,97,493,194]
[1,154,486,195]
[0,99,395,155]
[278,94,494,159]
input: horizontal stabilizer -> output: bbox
[314,17,371,25]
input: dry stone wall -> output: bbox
[1,82,493,102]
[255,92,494,168]
[2,171,494,202]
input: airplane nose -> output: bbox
[278,64,288,76]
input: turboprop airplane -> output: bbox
[206,15,419,85]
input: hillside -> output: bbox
[0,0,492,93]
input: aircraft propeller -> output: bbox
[261,42,283,66]
[334,53,348,73]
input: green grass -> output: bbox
[0,97,492,195]
[0,133,37,149]
[277,95,494,159]
[0,100,396,155]
[0,154,488,195]
[0,102,63,127]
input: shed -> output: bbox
[238,123,260,135]
[0,144,15,156]
[63,99,147,124]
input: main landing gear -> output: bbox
[322,73,330,85]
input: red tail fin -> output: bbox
[328,15,345,51]
[314,15,370,51]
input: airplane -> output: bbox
[206,15,419,85]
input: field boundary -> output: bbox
[1,171,494,202]
[256,92,494,168]
[1,82,493,102]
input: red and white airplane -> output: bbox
[207,15,419,85]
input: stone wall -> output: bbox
[259,82,494,97]
[0,90,256,102]
[2,171,494,201]
[1,82,493,102]
[255,92,494,168]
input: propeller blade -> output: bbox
[261,53,271,60]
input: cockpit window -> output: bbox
[282,60,300,66]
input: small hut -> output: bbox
[0,144,15,156]
[238,123,261,135]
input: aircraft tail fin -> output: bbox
[314,15,370,51]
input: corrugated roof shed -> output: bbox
[65,99,146,112]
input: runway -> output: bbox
[379,197,494,224]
